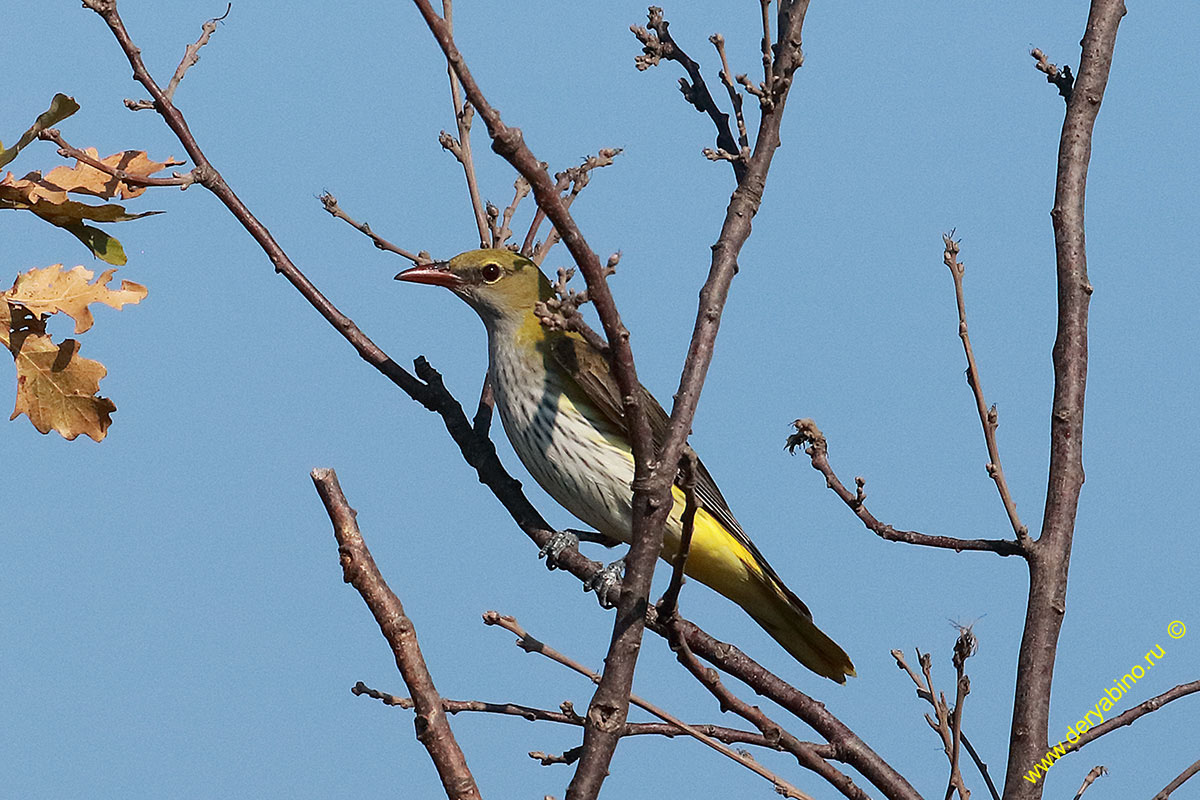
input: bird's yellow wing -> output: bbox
[546,332,814,619]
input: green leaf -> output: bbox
[0,94,80,170]
[59,222,128,266]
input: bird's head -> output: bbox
[395,248,552,325]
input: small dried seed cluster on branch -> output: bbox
[534,254,619,354]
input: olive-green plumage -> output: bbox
[396,248,854,682]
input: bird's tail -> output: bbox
[743,576,856,684]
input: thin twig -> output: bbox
[519,162,557,255]
[788,419,1025,556]
[126,4,229,110]
[1071,765,1107,800]
[709,34,750,155]
[891,629,977,800]
[495,176,530,248]
[1153,757,1200,800]
[531,149,622,265]
[311,469,480,800]
[38,128,193,188]
[759,0,775,101]
[351,680,809,751]
[960,734,1001,800]
[943,233,1031,545]
[483,612,817,800]
[1065,680,1200,753]
[441,0,489,247]
[319,192,425,263]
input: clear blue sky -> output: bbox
[4,2,1196,798]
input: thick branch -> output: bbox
[310,469,479,800]
[1003,3,1126,796]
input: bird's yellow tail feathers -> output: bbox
[746,586,856,683]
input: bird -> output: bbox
[396,248,855,682]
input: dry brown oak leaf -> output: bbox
[7,264,147,334]
[3,265,147,441]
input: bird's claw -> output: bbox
[585,558,625,609]
[539,530,580,571]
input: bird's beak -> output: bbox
[394,261,461,288]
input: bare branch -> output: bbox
[653,609,922,800]
[1004,3,1127,794]
[352,680,816,752]
[440,0,489,247]
[960,734,1002,800]
[758,0,775,101]
[788,419,1025,556]
[1067,680,1200,753]
[1154,757,1200,800]
[403,11,661,787]
[532,149,623,265]
[631,7,746,181]
[892,629,985,800]
[483,612,818,800]
[495,175,531,248]
[320,192,425,264]
[311,469,480,800]
[709,34,750,153]
[125,4,229,111]
[943,233,1031,545]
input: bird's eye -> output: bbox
[481,263,502,283]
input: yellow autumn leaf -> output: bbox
[7,264,147,334]
[40,148,184,200]
[1,301,115,442]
